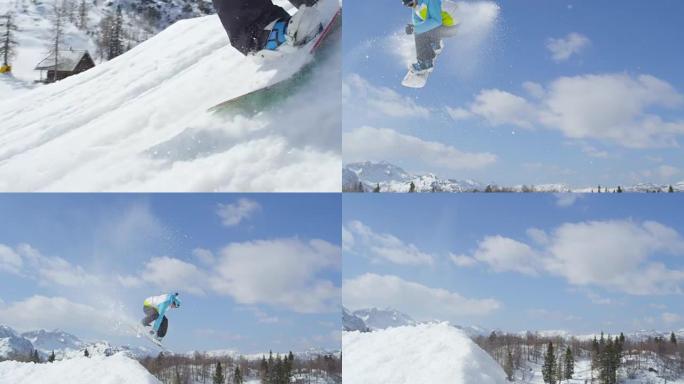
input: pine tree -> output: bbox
[213,361,225,384]
[0,12,18,69]
[671,331,677,345]
[49,2,66,82]
[358,181,364,192]
[616,186,622,193]
[564,346,574,380]
[259,356,269,383]
[77,0,88,30]
[503,348,514,381]
[233,366,243,384]
[108,5,124,59]
[31,349,41,363]
[373,183,380,193]
[409,181,416,193]
[84,348,89,357]
[48,350,55,363]
[669,185,675,193]
[542,342,556,384]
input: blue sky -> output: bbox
[343,194,684,334]
[0,194,341,354]
[342,0,684,188]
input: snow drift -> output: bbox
[0,2,340,191]
[343,323,508,384]
[0,353,161,384]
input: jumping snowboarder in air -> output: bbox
[212,0,325,55]
[141,292,181,342]
[403,0,459,75]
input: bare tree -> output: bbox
[0,12,18,69]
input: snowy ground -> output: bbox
[0,2,341,191]
[343,323,508,384]
[0,353,161,383]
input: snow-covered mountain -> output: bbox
[342,307,368,332]
[0,326,34,359]
[343,323,508,384]
[351,308,416,330]
[0,353,161,383]
[343,161,684,193]
[0,0,341,191]
[21,329,83,352]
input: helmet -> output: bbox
[402,0,416,6]
[171,293,181,308]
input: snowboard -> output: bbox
[401,68,432,88]
[131,323,171,352]
[401,42,444,89]
[208,2,341,114]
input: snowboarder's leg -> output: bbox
[157,316,168,338]
[415,29,438,63]
[141,306,158,327]
[212,0,290,55]
[437,25,459,39]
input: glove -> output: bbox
[405,24,414,35]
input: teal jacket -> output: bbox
[412,0,443,35]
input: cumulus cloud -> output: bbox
[343,273,501,321]
[454,74,684,148]
[140,256,207,295]
[555,193,583,207]
[344,220,434,266]
[0,243,100,287]
[0,296,112,333]
[546,33,590,62]
[210,239,341,313]
[461,220,684,295]
[449,253,478,267]
[216,198,262,227]
[0,244,22,275]
[468,236,540,275]
[343,126,497,171]
[344,74,430,119]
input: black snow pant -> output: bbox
[212,0,319,55]
[415,25,458,62]
[142,306,168,338]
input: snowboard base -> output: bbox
[131,323,170,352]
[401,69,432,88]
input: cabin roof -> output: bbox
[35,50,92,71]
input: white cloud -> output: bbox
[454,74,684,148]
[343,126,497,171]
[216,199,262,227]
[14,244,99,287]
[554,193,583,207]
[657,165,680,179]
[662,312,682,325]
[469,236,541,275]
[0,296,111,333]
[546,33,590,62]
[528,308,581,322]
[344,74,430,119]
[449,253,478,267]
[342,226,354,252]
[0,244,22,275]
[192,248,215,265]
[210,239,340,313]
[344,220,434,266]
[445,106,473,120]
[343,274,501,321]
[140,256,207,295]
[462,220,684,295]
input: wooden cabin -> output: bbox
[35,50,95,83]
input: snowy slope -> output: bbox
[352,308,416,330]
[343,323,508,384]
[0,353,161,383]
[0,2,341,191]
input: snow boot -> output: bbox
[264,19,290,50]
[287,5,323,46]
[409,59,434,74]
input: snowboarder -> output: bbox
[141,292,181,341]
[212,0,325,55]
[403,0,459,74]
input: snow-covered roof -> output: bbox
[35,50,91,71]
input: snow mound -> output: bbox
[343,323,508,384]
[0,7,340,191]
[0,353,161,384]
